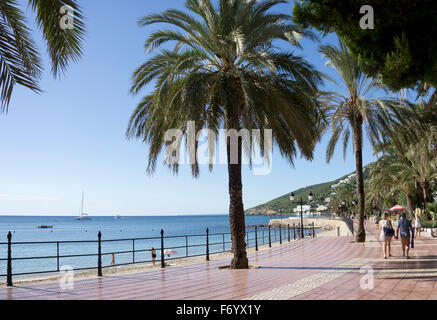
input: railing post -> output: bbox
[246,231,249,247]
[132,239,135,263]
[279,225,282,244]
[160,229,165,268]
[288,224,290,242]
[312,222,315,238]
[56,242,60,272]
[97,231,102,277]
[262,230,265,245]
[255,227,258,252]
[7,232,12,287]
[268,225,272,248]
[222,234,225,252]
[206,228,210,261]
[186,236,189,257]
[293,223,296,240]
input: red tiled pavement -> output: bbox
[0,220,436,300]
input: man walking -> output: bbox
[396,212,413,259]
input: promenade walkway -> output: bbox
[1,221,436,300]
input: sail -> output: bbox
[75,191,90,220]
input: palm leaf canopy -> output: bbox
[127,0,325,177]
[0,0,85,112]
[319,38,412,162]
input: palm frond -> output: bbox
[27,0,85,77]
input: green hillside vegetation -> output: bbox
[247,163,373,214]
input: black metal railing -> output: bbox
[0,223,317,286]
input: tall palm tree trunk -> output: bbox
[406,193,415,219]
[227,109,249,269]
[415,180,424,209]
[352,115,366,242]
[422,180,432,220]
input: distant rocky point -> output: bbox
[245,208,279,215]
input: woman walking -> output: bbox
[414,211,422,240]
[379,214,395,259]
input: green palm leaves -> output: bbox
[320,39,409,163]
[0,0,85,112]
[127,0,324,176]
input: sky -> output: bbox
[0,0,378,216]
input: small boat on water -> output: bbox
[38,225,53,229]
[114,214,121,219]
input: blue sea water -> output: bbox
[0,214,309,281]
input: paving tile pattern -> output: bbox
[0,221,436,300]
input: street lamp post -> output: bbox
[290,191,314,239]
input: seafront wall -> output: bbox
[269,217,354,237]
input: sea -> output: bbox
[0,214,314,281]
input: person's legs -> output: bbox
[401,238,406,257]
[387,239,392,257]
[401,238,411,257]
[383,241,387,258]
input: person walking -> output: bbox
[414,211,422,240]
[396,212,413,258]
[379,213,395,259]
[375,214,380,228]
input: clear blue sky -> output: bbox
[0,0,377,216]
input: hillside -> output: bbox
[246,163,373,215]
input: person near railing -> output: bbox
[151,247,157,266]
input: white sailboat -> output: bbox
[74,192,90,220]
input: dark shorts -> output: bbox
[152,254,157,258]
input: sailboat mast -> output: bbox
[81,191,84,216]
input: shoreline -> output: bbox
[269,216,354,237]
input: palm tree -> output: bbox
[386,91,437,219]
[370,143,417,217]
[0,0,85,112]
[127,0,324,268]
[319,38,409,242]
